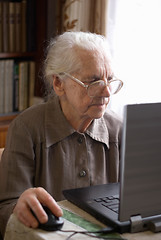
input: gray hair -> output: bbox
[43,31,112,99]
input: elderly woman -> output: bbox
[0,31,123,237]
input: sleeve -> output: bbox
[0,117,35,237]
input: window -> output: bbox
[107,0,161,117]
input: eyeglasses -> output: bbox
[61,72,123,98]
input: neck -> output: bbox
[65,112,93,133]
[75,118,93,133]
[59,99,93,133]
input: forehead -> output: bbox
[76,48,111,77]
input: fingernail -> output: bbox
[57,209,63,216]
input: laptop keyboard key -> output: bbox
[94,195,120,214]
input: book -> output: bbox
[28,61,35,106]
[4,59,14,113]
[9,1,16,52]
[0,60,5,113]
[13,62,19,111]
[2,1,9,52]
[0,2,3,52]
[18,61,28,111]
[21,0,27,52]
[15,1,22,52]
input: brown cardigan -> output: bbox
[0,95,122,237]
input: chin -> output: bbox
[94,113,105,119]
[88,101,109,119]
[90,109,106,119]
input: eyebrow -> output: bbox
[82,74,113,82]
[82,75,101,82]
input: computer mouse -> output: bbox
[32,205,64,231]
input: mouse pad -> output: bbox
[62,208,121,239]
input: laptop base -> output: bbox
[63,183,161,233]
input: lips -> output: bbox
[91,97,109,106]
[91,103,105,106]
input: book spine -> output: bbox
[28,61,35,106]
[15,1,22,52]
[2,1,9,52]
[4,59,14,113]
[9,1,16,52]
[19,61,24,111]
[0,60,5,113]
[23,61,29,109]
[8,59,14,112]
[4,60,9,113]
[18,61,28,111]
[13,62,19,111]
[21,0,27,52]
[0,2,3,52]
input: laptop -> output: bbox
[63,102,161,233]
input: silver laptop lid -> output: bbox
[119,102,161,222]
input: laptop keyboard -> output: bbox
[94,195,119,213]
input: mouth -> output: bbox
[91,103,105,107]
[91,98,109,106]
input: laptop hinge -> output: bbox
[148,219,161,233]
[130,215,143,233]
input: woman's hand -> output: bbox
[13,187,63,228]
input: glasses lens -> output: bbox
[88,80,123,97]
[109,80,123,94]
[88,81,107,97]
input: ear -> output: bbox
[52,75,65,96]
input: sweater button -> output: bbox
[77,137,83,144]
[79,170,86,177]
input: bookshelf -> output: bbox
[0,0,47,147]
[0,113,19,148]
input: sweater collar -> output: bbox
[45,95,109,148]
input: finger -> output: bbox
[26,196,48,224]
[14,201,40,228]
[33,187,63,217]
[24,206,41,228]
[13,188,47,226]
[19,211,38,228]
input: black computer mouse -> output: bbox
[32,205,64,231]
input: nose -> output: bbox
[100,84,111,98]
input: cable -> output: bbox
[59,228,128,240]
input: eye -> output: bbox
[85,77,101,84]
[91,77,101,82]
[108,76,113,81]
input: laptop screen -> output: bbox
[119,102,161,221]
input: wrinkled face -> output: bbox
[59,49,112,122]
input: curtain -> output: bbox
[61,0,109,36]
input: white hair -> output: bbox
[43,31,112,98]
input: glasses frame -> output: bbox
[61,72,123,97]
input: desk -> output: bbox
[4,200,161,240]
